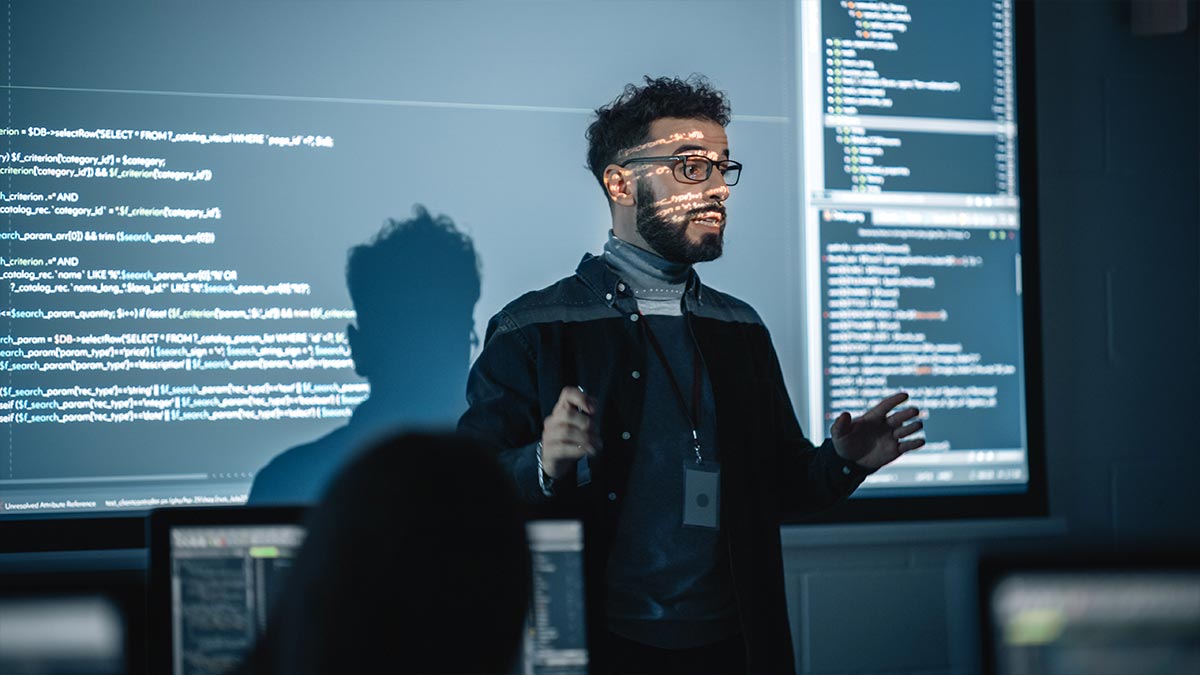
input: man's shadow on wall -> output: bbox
[248,205,481,504]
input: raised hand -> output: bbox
[830,392,925,471]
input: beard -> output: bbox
[634,183,725,264]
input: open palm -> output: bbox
[831,392,925,471]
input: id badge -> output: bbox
[683,459,720,529]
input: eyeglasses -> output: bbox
[618,155,742,186]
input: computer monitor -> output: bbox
[147,506,307,675]
[521,519,588,675]
[979,553,1200,675]
[150,509,587,675]
[0,575,140,675]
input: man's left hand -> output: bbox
[830,392,925,472]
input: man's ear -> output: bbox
[347,323,370,378]
[603,165,635,207]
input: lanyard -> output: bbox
[639,312,704,464]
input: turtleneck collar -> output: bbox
[602,231,691,300]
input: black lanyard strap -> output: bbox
[639,312,704,463]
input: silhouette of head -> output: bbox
[345,206,481,417]
[252,433,531,674]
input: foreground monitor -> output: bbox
[521,520,588,675]
[149,509,585,675]
[148,506,307,675]
[979,553,1200,675]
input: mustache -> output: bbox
[687,205,727,220]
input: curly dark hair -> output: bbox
[585,74,731,192]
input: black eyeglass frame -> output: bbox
[617,155,743,186]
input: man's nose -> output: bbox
[706,182,730,201]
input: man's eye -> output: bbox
[682,159,707,180]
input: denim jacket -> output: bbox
[459,253,868,674]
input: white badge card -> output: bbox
[683,460,720,529]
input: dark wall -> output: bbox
[1036,0,1199,543]
[779,1,1199,673]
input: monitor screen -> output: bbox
[521,520,588,675]
[162,517,584,675]
[169,524,305,675]
[987,571,1200,675]
[0,0,1041,521]
[0,594,127,675]
[799,0,1031,499]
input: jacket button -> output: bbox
[630,313,639,322]
[608,492,618,501]
[631,370,640,379]
[621,431,631,440]
[605,293,613,301]
[842,465,852,475]
[617,283,626,292]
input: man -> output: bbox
[458,76,924,674]
[250,206,480,504]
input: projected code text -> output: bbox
[3,114,362,498]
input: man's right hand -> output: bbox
[541,386,601,479]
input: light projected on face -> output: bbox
[632,178,727,264]
[648,189,725,225]
[621,146,730,225]
[610,120,733,264]
[616,130,707,159]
